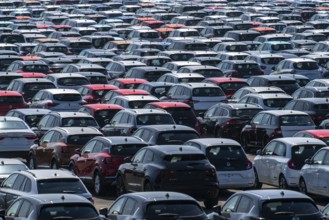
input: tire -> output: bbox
[50,159,59,169]
[144,182,153,192]
[254,169,263,189]
[204,198,218,209]
[279,175,289,189]
[116,176,126,196]
[28,155,37,169]
[299,178,308,194]
[94,172,105,196]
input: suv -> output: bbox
[165,83,226,116]
[6,60,52,75]
[116,145,219,209]
[217,60,264,78]
[45,73,89,90]
[102,109,175,136]
[0,169,93,210]
[69,136,148,195]
[241,110,316,151]
[77,84,119,104]
[28,127,103,169]
[238,93,293,110]
[254,137,326,189]
[33,111,100,138]
[6,78,56,102]
[203,77,249,98]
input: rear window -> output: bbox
[46,46,68,53]
[206,145,248,171]
[151,86,170,97]
[261,199,319,219]
[163,154,206,162]
[292,145,324,169]
[179,77,203,83]
[94,109,121,127]
[192,87,224,97]
[146,202,205,219]
[38,204,98,220]
[62,117,98,127]
[314,104,329,113]
[236,63,259,70]
[25,115,44,127]
[264,98,291,108]
[0,76,21,84]
[231,109,262,119]
[261,57,284,65]
[67,134,101,145]
[129,100,154,109]
[219,82,248,93]
[23,83,55,91]
[86,76,108,84]
[0,121,27,129]
[140,32,159,38]
[53,94,81,101]
[57,78,89,86]
[0,96,23,103]
[110,144,147,156]
[227,45,248,52]
[315,91,329,98]
[280,115,314,126]
[195,69,222,78]
[23,65,49,72]
[165,107,196,126]
[157,131,199,145]
[136,114,175,125]
[185,44,208,51]
[0,164,27,174]
[268,80,297,86]
[271,44,293,51]
[293,62,318,70]
[144,71,167,81]
[37,178,87,194]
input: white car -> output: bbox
[185,138,255,189]
[0,116,37,161]
[300,146,329,197]
[253,137,326,189]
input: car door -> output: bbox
[34,130,54,167]
[75,140,97,179]
[123,148,146,192]
[132,149,154,191]
[85,140,104,179]
[314,149,329,195]
[254,141,276,185]
[3,174,29,209]
[270,141,286,186]
[203,105,221,135]
[242,113,264,147]
[255,113,272,147]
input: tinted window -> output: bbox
[157,131,199,145]
[53,94,81,101]
[22,65,49,72]
[293,62,318,70]
[62,117,98,127]
[164,154,206,162]
[279,115,314,126]
[261,57,284,64]
[0,121,27,129]
[23,83,55,91]
[37,178,87,194]
[264,98,291,108]
[128,100,154,109]
[67,134,101,145]
[136,114,175,125]
[0,96,23,103]
[57,78,89,86]
[231,109,262,119]
[110,144,146,156]
[165,107,196,127]
[292,145,324,169]
[38,204,98,220]
[192,87,223,97]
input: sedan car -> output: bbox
[100,191,216,220]
[299,146,329,198]
[219,189,324,220]
[253,137,326,189]
[69,136,147,195]
[185,138,255,190]
[116,145,219,209]
[1,194,102,220]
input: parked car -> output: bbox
[6,108,51,128]
[28,127,103,169]
[294,130,329,145]
[0,91,29,115]
[116,145,219,208]
[241,110,316,151]
[0,169,93,210]
[0,158,28,185]
[69,136,147,195]
[254,137,326,189]
[219,189,324,220]
[238,93,293,110]
[77,84,119,104]
[185,138,255,189]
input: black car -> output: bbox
[202,103,263,141]
[116,145,219,209]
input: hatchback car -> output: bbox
[100,191,213,220]
[203,77,249,98]
[254,137,326,189]
[116,145,219,209]
[185,138,255,190]
[230,86,286,103]
[2,194,102,220]
[45,73,89,90]
[77,84,119,104]
[6,108,51,128]
[219,189,324,220]
[238,93,293,110]
[0,91,28,115]
[69,136,147,195]
[241,110,316,151]
[0,169,93,210]
[216,60,264,78]
[28,127,103,169]
[0,158,28,185]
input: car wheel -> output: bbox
[279,175,289,189]
[204,198,218,209]
[94,172,105,195]
[144,182,153,191]
[299,178,308,194]
[254,169,263,189]
[116,176,126,196]
[28,155,37,169]
[50,159,59,169]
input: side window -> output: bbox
[122,198,137,215]
[17,200,33,218]
[263,141,277,155]
[260,114,271,125]
[132,149,146,163]
[111,112,123,125]
[222,195,240,213]
[251,113,264,125]
[119,113,129,124]
[12,174,26,191]
[140,129,151,142]
[236,196,253,213]
[40,131,54,143]
[108,197,126,215]
[6,200,22,217]
[2,174,18,188]
[38,115,49,127]
[50,131,61,142]
[45,115,55,127]
[313,149,326,164]
[143,150,154,163]
[274,142,286,157]
[82,140,96,154]
[92,141,103,153]
[284,101,295,110]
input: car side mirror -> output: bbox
[75,148,81,156]
[305,158,313,165]
[99,208,108,217]
[34,139,40,145]
[124,156,131,163]
[272,66,276,71]
[212,205,221,215]
[256,149,262,155]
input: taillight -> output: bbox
[246,160,252,170]
[25,135,37,140]
[287,159,298,170]
[47,102,59,107]
[312,115,325,123]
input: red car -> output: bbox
[101,89,150,103]
[77,84,119,104]
[144,101,202,134]
[0,91,29,115]
[69,136,148,195]
[294,129,329,145]
[19,72,46,78]
[78,104,124,127]
[203,77,249,98]
[109,78,149,89]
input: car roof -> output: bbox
[263,110,310,116]
[298,129,329,137]
[147,144,203,154]
[119,191,196,202]
[121,108,168,114]
[97,136,147,145]
[20,193,91,204]
[272,137,326,146]
[52,126,101,135]
[115,95,159,101]
[82,104,124,111]
[18,169,80,180]
[9,108,51,115]
[137,124,197,132]
[148,101,191,108]
[236,189,313,201]
[187,138,241,147]
[42,89,81,94]
[298,98,329,104]
[244,93,292,99]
